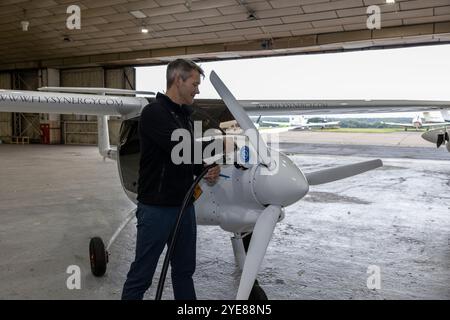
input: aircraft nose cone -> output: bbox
[252,152,309,206]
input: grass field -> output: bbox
[312,128,426,133]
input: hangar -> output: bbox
[0,0,449,300]
[1,0,450,144]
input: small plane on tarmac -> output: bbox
[422,126,450,152]
[382,111,450,131]
[0,71,449,299]
[260,115,340,130]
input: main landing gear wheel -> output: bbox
[89,237,108,277]
[249,279,268,300]
[88,208,137,277]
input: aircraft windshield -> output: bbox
[190,98,244,137]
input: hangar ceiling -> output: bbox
[1,0,450,71]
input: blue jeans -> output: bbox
[121,203,197,300]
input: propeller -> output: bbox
[441,131,449,152]
[437,133,445,148]
[256,115,262,124]
[437,131,449,148]
[422,128,450,149]
[305,159,383,186]
[253,115,262,129]
[210,71,273,169]
[236,205,281,300]
[209,70,383,300]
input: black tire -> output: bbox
[249,280,268,300]
[89,237,107,277]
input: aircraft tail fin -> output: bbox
[441,110,450,122]
[423,111,449,123]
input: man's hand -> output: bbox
[223,136,235,154]
[204,164,220,185]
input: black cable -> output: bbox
[155,163,216,300]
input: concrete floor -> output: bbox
[276,130,436,147]
[0,131,449,300]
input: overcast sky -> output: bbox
[137,43,450,118]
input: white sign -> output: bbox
[366,5,381,30]
[66,5,81,30]
[367,265,381,290]
[66,265,81,290]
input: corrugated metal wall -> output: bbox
[13,70,41,142]
[60,67,134,145]
[0,67,134,145]
[0,72,12,143]
[41,69,61,144]
[0,72,12,88]
[61,68,104,123]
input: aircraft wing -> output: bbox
[239,99,450,116]
[304,121,340,127]
[38,86,155,96]
[261,121,289,126]
[0,89,148,118]
[262,121,340,128]
[259,126,295,134]
[420,122,450,128]
[383,121,450,128]
[1,89,449,120]
[382,122,416,128]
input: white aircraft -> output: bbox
[1,71,450,300]
[382,111,450,131]
[422,126,450,152]
[260,115,340,130]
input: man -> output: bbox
[122,59,220,300]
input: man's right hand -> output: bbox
[204,164,220,185]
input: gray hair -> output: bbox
[166,59,205,89]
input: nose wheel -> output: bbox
[89,237,108,277]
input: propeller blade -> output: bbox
[210,71,272,167]
[437,133,444,148]
[445,131,450,152]
[305,159,383,186]
[236,205,281,300]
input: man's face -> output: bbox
[177,70,200,105]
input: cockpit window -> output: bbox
[118,117,140,194]
[191,99,244,136]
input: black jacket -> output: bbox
[137,93,205,206]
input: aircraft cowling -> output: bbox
[421,130,437,144]
[421,127,449,150]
